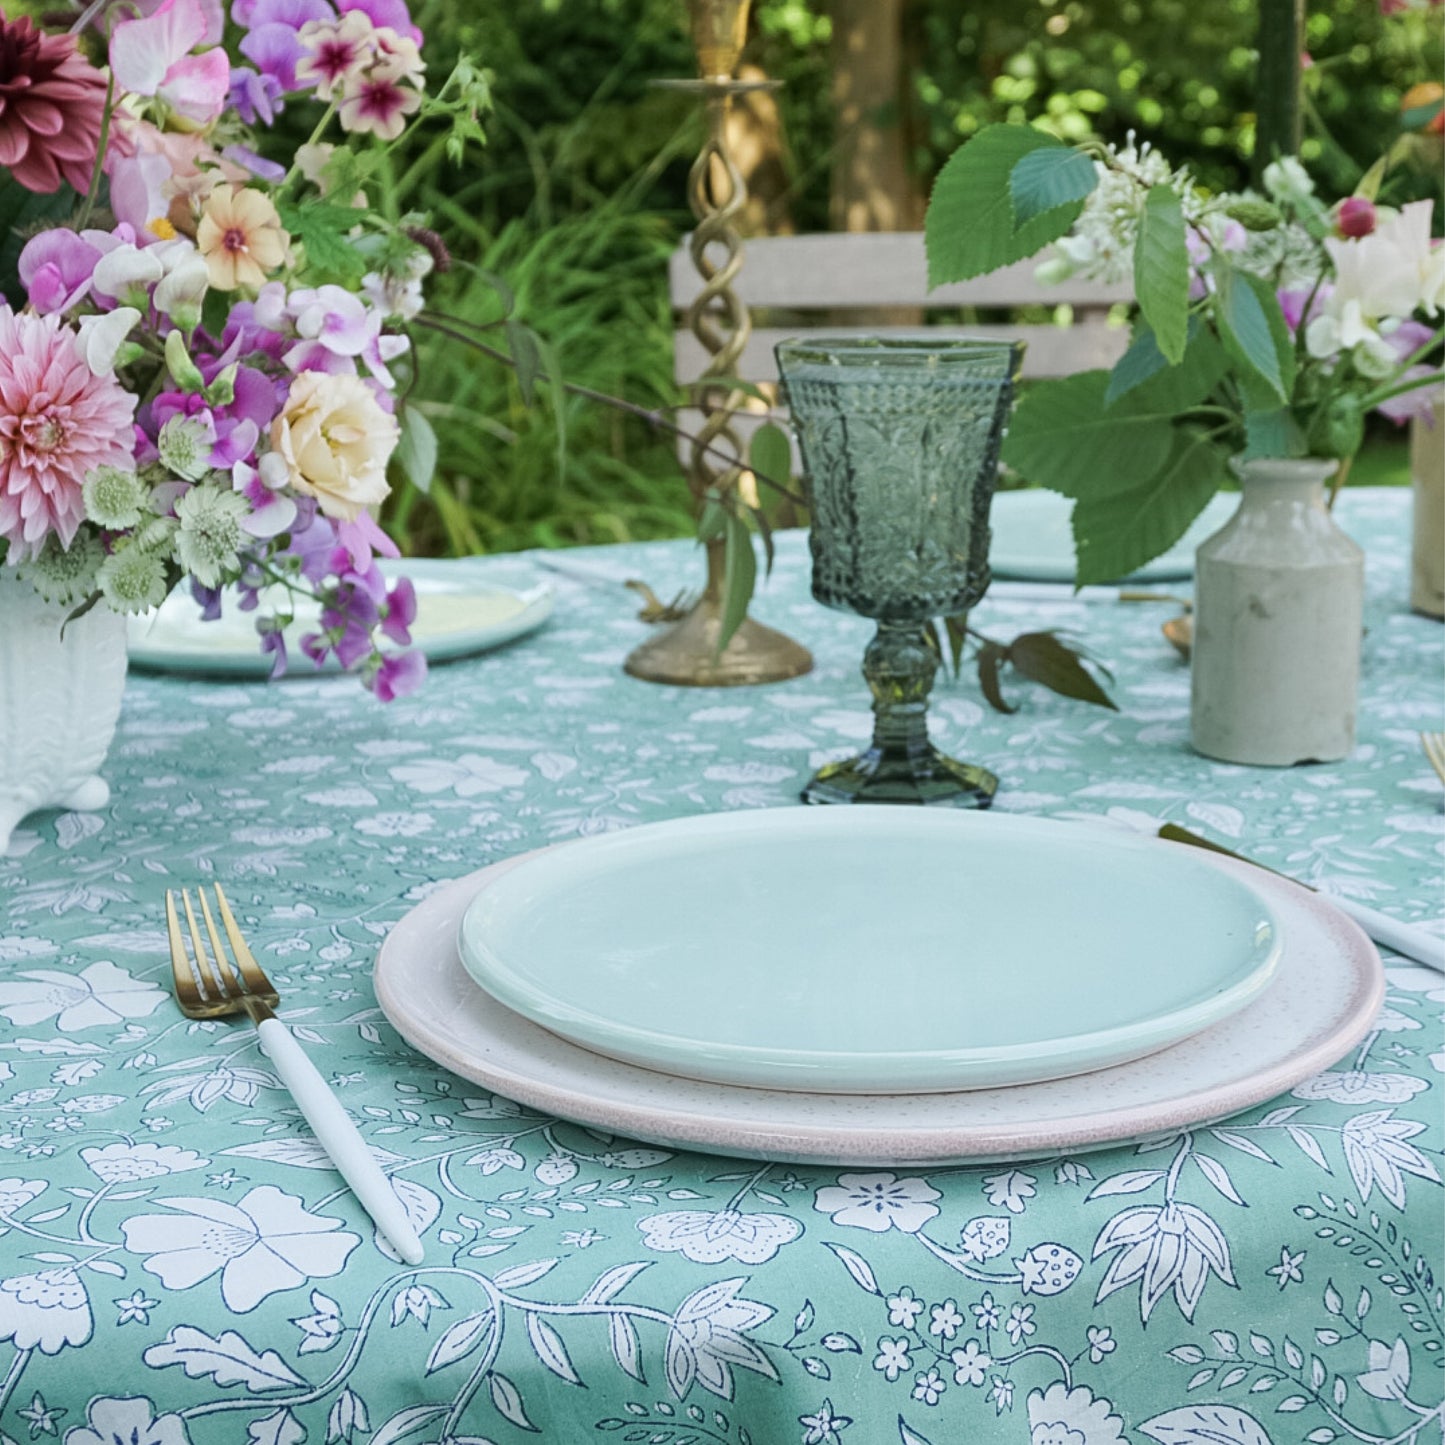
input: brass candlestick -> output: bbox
[623,0,812,687]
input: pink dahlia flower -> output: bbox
[0,307,137,561]
[0,15,108,194]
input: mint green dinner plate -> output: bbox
[127,560,552,676]
[455,809,1281,1094]
[989,490,1238,582]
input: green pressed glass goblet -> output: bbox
[776,337,1024,807]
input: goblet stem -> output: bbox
[801,621,999,808]
[865,620,937,761]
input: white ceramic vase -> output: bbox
[0,569,128,853]
[1190,457,1363,767]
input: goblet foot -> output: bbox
[802,745,997,808]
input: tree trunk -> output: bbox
[828,0,920,322]
[829,0,918,233]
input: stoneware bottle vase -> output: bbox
[0,569,128,852]
[1190,457,1363,767]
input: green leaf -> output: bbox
[1133,186,1190,365]
[505,319,544,407]
[1214,264,1291,403]
[697,493,728,543]
[1008,147,1099,228]
[748,423,793,497]
[1006,632,1118,710]
[975,640,1016,714]
[718,512,756,657]
[1126,325,1229,416]
[926,126,1086,285]
[1242,408,1304,460]
[277,202,368,283]
[944,613,969,675]
[394,404,438,493]
[1001,372,1174,499]
[1104,321,1175,407]
[1070,428,1230,586]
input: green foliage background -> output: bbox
[391,0,1438,555]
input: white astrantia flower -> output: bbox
[24,532,104,609]
[97,544,170,614]
[121,1184,360,1312]
[157,414,213,482]
[83,464,147,530]
[174,484,249,588]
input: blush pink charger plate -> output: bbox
[373,846,1383,1167]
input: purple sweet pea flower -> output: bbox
[189,577,224,622]
[337,510,400,565]
[108,154,174,241]
[1377,320,1440,425]
[380,574,416,644]
[18,231,104,314]
[240,0,335,92]
[371,648,426,702]
[228,67,284,125]
[110,0,230,124]
[1278,285,1331,336]
[234,455,297,538]
[338,0,421,45]
[221,145,288,183]
[260,624,289,679]
[289,285,377,357]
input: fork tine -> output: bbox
[164,890,196,1005]
[213,884,280,1006]
[180,888,226,1004]
[197,888,244,997]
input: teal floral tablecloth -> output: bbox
[1,489,1440,1445]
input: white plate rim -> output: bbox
[374,843,1383,1167]
[126,559,553,675]
[454,808,1283,1094]
[989,490,1237,583]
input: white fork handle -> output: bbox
[1333,900,1445,973]
[256,1018,425,1264]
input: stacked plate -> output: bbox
[374,809,1383,1166]
[128,559,553,676]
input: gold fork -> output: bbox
[166,885,423,1263]
[1422,731,1445,786]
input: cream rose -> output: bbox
[270,371,398,521]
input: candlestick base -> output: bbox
[624,592,812,687]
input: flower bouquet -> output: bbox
[924,127,1445,585]
[0,0,485,698]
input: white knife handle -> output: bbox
[256,1017,425,1264]
[1334,900,1445,973]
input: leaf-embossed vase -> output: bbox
[776,337,1023,806]
[0,569,128,852]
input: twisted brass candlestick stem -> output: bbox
[623,63,811,686]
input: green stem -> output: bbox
[76,68,116,230]
[276,103,339,202]
[1360,368,1445,412]
[413,313,807,507]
